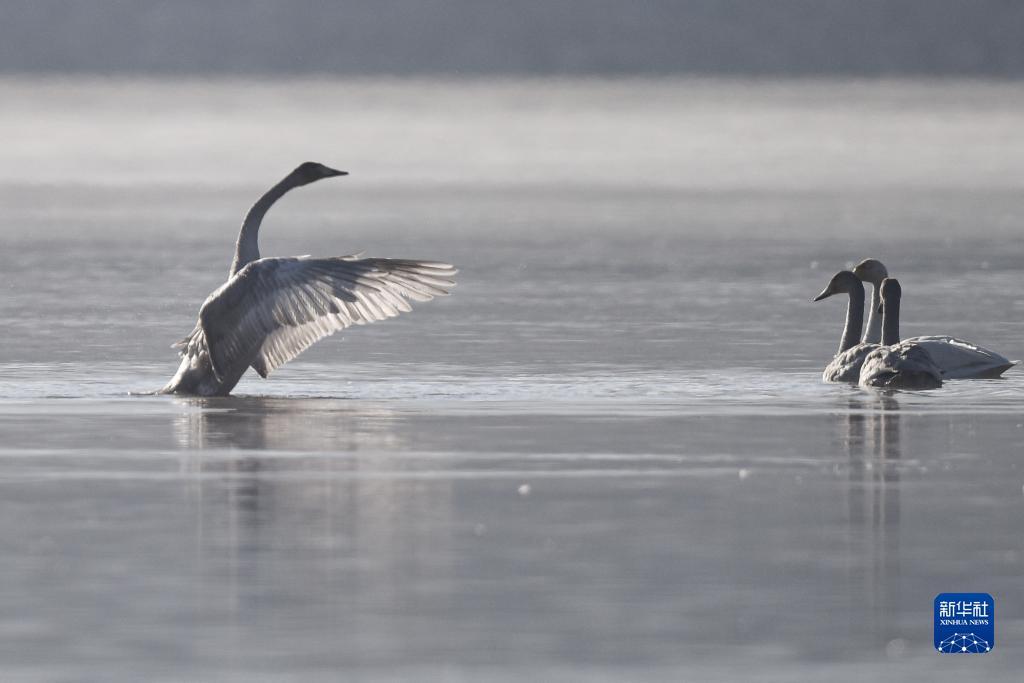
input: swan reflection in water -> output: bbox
[170,397,456,621]
[171,396,408,452]
[840,393,903,650]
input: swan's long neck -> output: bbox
[881,292,901,347]
[229,173,301,277]
[839,284,865,354]
[863,282,882,344]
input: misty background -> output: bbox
[3,0,1024,77]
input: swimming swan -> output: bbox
[814,270,879,382]
[853,258,1016,378]
[161,162,457,397]
[858,278,942,390]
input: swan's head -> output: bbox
[852,258,889,285]
[291,161,348,186]
[813,270,862,302]
[877,277,902,313]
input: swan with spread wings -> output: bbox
[161,162,456,396]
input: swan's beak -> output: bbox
[325,168,348,178]
[813,286,834,302]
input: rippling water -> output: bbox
[1,78,1023,680]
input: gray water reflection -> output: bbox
[172,397,406,453]
[842,394,902,652]
[169,399,462,671]
[168,395,912,666]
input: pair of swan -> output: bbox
[815,272,942,388]
[816,261,1015,389]
[161,162,456,397]
[852,259,1016,379]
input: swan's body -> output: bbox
[853,258,1016,379]
[815,270,880,382]
[824,343,879,383]
[858,279,942,390]
[895,336,1016,379]
[858,344,943,390]
[161,162,456,397]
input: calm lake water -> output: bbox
[0,78,1022,681]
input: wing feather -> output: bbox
[199,256,456,380]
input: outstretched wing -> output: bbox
[198,255,456,380]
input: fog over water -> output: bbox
[1,78,1022,680]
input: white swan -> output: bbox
[859,278,943,390]
[814,270,879,382]
[161,162,457,396]
[853,258,1016,379]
